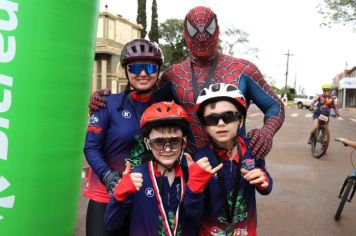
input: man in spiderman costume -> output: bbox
[90,6,285,159]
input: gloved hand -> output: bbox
[88,88,111,115]
[184,153,223,193]
[247,128,273,159]
[103,170,122,196]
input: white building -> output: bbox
[92,11,143,93]
[333,66,356,108]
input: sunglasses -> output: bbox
[323,89,331,92]
[127,63,158,76]
[203,111,241,126]
[147,137,184,152]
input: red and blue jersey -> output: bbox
[84,82,181,203]
[311,94,339,119]
[105,161,194,236]
[184,137,272,236]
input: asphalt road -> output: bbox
[74,105,356,236]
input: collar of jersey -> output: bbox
[130,92,152,103]
[212,136,246,162]
[153,161,183,177]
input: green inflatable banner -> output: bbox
[0,0,99,235]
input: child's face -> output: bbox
[145,127,186,168]
[203,100,242,147]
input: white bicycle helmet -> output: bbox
[196,83,247,120]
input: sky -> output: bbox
[99,0,356,95]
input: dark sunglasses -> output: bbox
[323,89,331,92]
[127,63,158,76]
[203,111,241,126]
[147,137,184,152]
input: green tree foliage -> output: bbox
[159,18,189,69]
[280,86,296,101]
[137,0,147,38]
[148,0,159,42]
[318,0,356,30]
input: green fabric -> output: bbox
[0,0,99,235]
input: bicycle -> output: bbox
[310,107,330,158]
[334,138,356,221]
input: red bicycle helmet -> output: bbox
[140,101,190,137]
[196,83,247,120]
[120,39,163,66]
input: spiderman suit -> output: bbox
[159,6,285,158]
[89,6,285,159]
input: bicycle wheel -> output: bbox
[311,126,327,158]
[334,178,353,221]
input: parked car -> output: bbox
[294,95,315,109]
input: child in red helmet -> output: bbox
[104,101,206,235]
[184,83,273,236]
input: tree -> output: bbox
[148,0,159,42]
[318,0,356,30]
[222,28,249,56]
[137,0,147,38]
[280,86,296,101]
[159,18,189,69]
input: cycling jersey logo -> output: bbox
[0,176,15,221]
[122,110,131,119]
[242,159,255,171]
[89,114,99,124]
[145,187,154,197]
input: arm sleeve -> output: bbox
[183,188,205,221]
[242,72,285,135]
[183,153,206,221]
[83,103,111,181]
[104,194,133,230]
[310,95,319,107]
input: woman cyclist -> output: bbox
[83,39,180,236]
[308,84,340,144]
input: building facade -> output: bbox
[333,66,356,108]
[92,11,142,93]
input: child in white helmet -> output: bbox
[183,83,273,236]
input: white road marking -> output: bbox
[305,114,312,118]
[291,113,298,117]
[249,113,261,117]
[337,117,344,121]
[350,118,356,123]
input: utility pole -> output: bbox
[282,49,294,106]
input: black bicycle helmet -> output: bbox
[120,39,163,67]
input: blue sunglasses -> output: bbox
[127,63,159,76]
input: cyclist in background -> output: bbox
[308,84,340,144]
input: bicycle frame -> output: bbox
[334,148,356,221]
